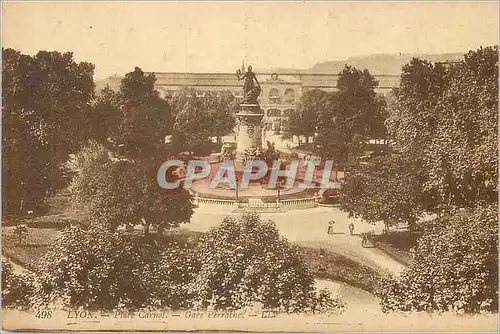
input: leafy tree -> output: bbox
[191,212,344,313]
[112,67,172,160]
[340,154,425,232]
[205,91,238,144]
[88,86,122,144]
[315,66,387,162]
[336,66,385,139]
[315,97,350,161]
[34,224,197,310]
[71,68,193,235]
[1,259,35,309]
[171,104,213,156]
[169,88,237,155]
[69,141,193,235]
[387,46,498,213]
[12,224,29,245]
[2,48,95,214]
[285,89,326,143]
[378,205,498,314]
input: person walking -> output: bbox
[348,222,354,236]
[327,220,335,235]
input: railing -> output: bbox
[280,197,318,208]
[194,194,321,210]
[196,197,237,207]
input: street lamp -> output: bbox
[235,173,239,202]
[277,179,283,203]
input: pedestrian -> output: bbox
[327,220,335,235]
[348,222,354,235]
[361,233,367,247]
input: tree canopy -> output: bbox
[379,205,498,314]
[2,48,95,214]
[386,46,498,213]
[169,88,237,156]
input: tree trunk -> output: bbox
[126,224,134,233]
[142,217,150,236]
[157,225,165,236]
[384,222,390,234]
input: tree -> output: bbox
[88,86,122,144]
[2,48,95,214]
[69,141,193,235]
[340,154,425,232]
[315,66,387,162]
[205,91,238,144]
[169,88,236,156]
[283,89,326,143]
[2,259,35,309]
[171,104,213,156]
[336,66,384,139]
[191,212,344,313]
[112,67,172,160]
[386,46,498,213]
[379,205,498,314]
[34,224,197,310]
[12,224,29,245]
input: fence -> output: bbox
[194,194,320,210]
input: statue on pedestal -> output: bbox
[236,65,261,104]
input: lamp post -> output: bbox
[235,172,239,202]
[277,179,283,204]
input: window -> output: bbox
[284,88,295,104]
[268,88,281,104]
[267,109,281,117]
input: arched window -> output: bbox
[267,109,281,117]
[282,109,294,118]
[284,88,295,104]
[268,88,281,104]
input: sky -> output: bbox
[2,2,499,79]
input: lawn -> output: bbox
[2,227,58,272]
[299,246,382,294]
[370,231,421,266]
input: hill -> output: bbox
[308,53,464,75]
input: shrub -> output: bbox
[191,212,344,313]
[1,259,35,309]
[12,224,29,245]
[378,205,498,314]
[33,224,196,310]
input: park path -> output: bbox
[189,206,406,276]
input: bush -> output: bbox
[191,212,344,313]
[1,259,35,309]
[300,246,382,293]
[12,224,29,244]
[378,205,498,314]
[33,224,196,310]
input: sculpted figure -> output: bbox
[236,65,261,104]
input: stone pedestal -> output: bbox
[235,103,264,159]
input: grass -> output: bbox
[2,227,58,272]
[3,191,87,228]
[370,231,421,266]
[2,190,383,296]
[299,246,382,294]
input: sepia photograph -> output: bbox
[1,1,499,332]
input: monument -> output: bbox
[235,65,264,161]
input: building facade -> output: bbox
[97,71,400,131]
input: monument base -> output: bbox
[235,103,264,158]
